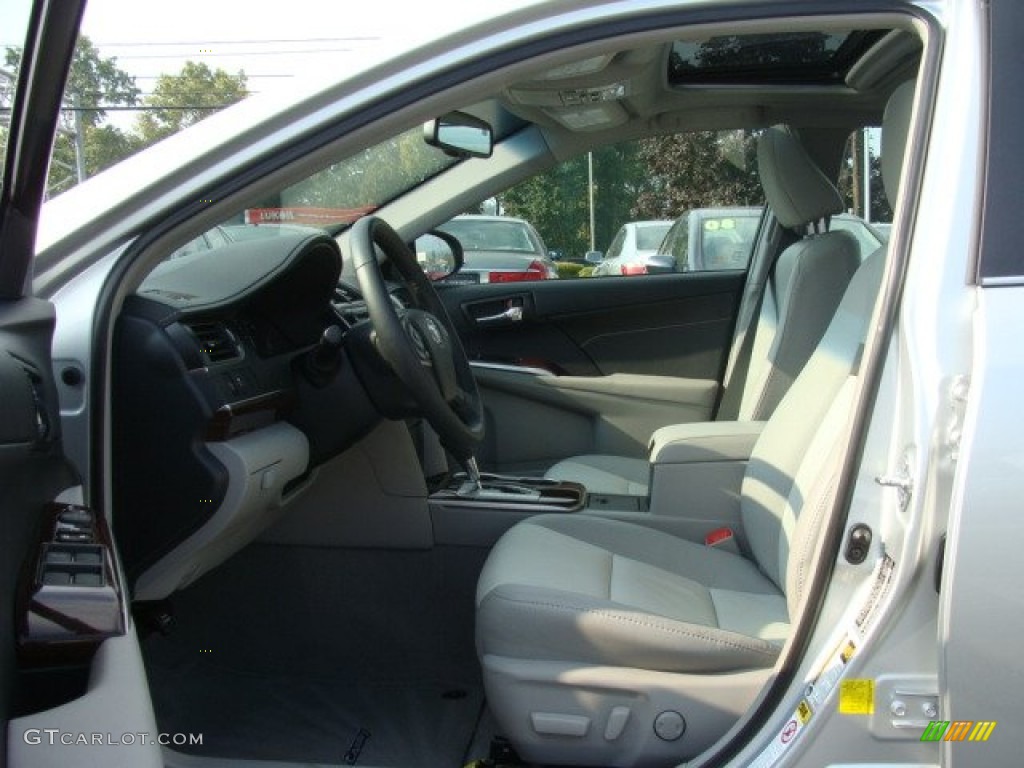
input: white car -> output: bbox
[1,2,1019,768]
[589,220,674,276]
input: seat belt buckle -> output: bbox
[705,527,739,553]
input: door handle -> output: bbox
[475,306,524,325]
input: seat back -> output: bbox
[727,127,862,421]
[740,81,916,613]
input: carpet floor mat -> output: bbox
[146,661,485,767]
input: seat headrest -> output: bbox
[881,80,915,205]
[757,126,844,230]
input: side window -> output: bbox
[494,131,764,280]
[837,125,889,259]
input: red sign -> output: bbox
[243,206,376,227]
[780,720,798,744]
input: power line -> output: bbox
[0,105,237,112]
[109,48,359,59]
[131,73,292,79]
[90,36,378,46]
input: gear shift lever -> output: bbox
[462,455,483,493]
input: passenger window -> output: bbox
[837,127,889,257]
[493,131,764,280]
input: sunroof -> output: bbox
[668,30,888,85]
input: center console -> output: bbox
[432,472,586,513]
[429,470,586,546]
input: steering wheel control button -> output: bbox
[604,706,631,740]
[530,712,591,737]
[653,710,686,741]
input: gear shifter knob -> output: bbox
[307,324,344,385]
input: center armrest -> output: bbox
[646,421,766,544]
[649,421,766,465]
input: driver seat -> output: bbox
[475,80,914,766]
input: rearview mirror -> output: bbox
[423,111,493,158]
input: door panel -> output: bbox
[472,368,717,474]
[441,272,743,377]
[437,272,744,473]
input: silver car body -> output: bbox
[4,1,1020,767]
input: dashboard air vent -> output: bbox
[184,322,243,365]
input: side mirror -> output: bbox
[548,249,563,261]
[584,251,604,264]
[423,111,493,159]
[645,254,677,274]
[414,230,464,281]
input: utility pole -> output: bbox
[72,94,87,184]
[850,133,862,217]
[862,128,871,222]
[588,151,596,251]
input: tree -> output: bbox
[500,142,643,257]
[4,36,141,195]
[631,131,763,219]
[135,62,248,145]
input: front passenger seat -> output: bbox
[544,127,862,497]
[476,80,915,766]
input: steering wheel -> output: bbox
[349,216,484,461]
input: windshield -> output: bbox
[277,126,458,229]
[636,223,671,250]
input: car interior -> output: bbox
[13,8,930,768]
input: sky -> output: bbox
[82,0,544,94]
[3,0,540,129]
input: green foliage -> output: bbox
[555,262,585,279]
[631,131,763,219]
[578,266,595,278]
[4,36,141,194]
[135,62,248,145]
[500,142,643,259]
[500,132,763,259]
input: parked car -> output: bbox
[431,214,558,283]
[588,219,674,275]
[657,207,763,271]
[657,208,885,272]
[3,3,1021,768]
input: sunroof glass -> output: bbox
[668,30,888,85]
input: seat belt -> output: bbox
[714,222,798,420]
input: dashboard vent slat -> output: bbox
[184,322,243,365]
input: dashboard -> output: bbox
[112,231,382,598]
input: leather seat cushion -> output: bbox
[545,455,650,496]
[476,514,789,674]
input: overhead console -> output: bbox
[112,231,377,600]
